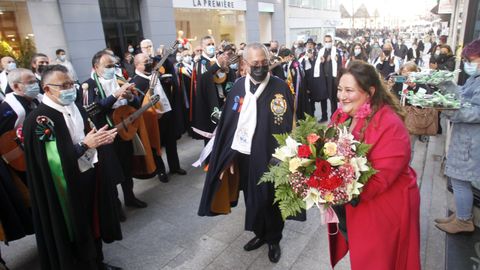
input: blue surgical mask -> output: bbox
[206,45,216,57]
[464,62,479,76]
[57,87,77,105]
[128,48,134,53]
[7,62,16,71]
[183,56,192,64]
[24,82,40,98]
[229,63,238,70]
[354,49,361,56]
[102,67,116,80]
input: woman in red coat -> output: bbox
[328,60,421,269]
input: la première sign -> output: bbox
[173,0,247,11]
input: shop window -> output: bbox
[99,0,143,57]
[0,1,35,68]
[174,8,246,48]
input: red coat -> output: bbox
[328,105,421,270]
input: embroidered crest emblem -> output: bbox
[270,94,287,125]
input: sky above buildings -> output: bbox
[339,0,438,17]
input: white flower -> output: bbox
[323,142,338,157]
[288,158,312,173]
[272,136,301,161]
[289,158,302,173]
[346,181,364,200]
[338,126,355,142]
[350,157,369,179]
[326,156,345,166]
[303,188,325,209]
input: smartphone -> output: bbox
[392,75,407,83]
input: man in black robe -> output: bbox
[80,50,147,216]
[191,35,229,142]
[29,53,50,94]
[130,52,169,182]
[23,65,122,270]
[277,48,311,121]
[0,68,38,268]
[198,43,294,263]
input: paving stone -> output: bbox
[165,234,228,269]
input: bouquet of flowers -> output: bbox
[260,115,377,223]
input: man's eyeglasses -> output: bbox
[47,81,75,90]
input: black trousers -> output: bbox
[326,75,338,115]
[113,138,135,201]
[311,99,329,120]
[238,154,284,244]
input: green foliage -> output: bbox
[359,166,378,185]
[273,133,289,146]
[356,143,372,157]
[291,114,325,144]
[259,161,290,187]
[325,127,336,139]
[0,38,36,69]
[274,184,306,220]
[16,38,36,69]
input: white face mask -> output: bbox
[183,56,192,64]
[206,45,216,57]
[176,55,183,63]
[6,62,16,72]
[59,55,66,62]
[324,42,332,49]
[354,49,361,56]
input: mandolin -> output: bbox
[85,94,160,141]
[212,54,239,85]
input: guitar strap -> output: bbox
[93,73,114,127]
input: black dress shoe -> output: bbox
[125,198,147,208]
[243,236,266,251]
[172,168,187,175]
[158,172,169,183]
[319,117,328,122]
[103,263,122,270]
[268,243,281,263]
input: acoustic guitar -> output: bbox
[0,130,25,171]
[85,94,160,141]
[212,54,239,85]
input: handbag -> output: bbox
[404,106,439,136]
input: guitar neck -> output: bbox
[114,99,157,130]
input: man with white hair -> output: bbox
[140,39,155,58]
[0,56,17,99]
[198,42,295,263]
[0,68,38,257]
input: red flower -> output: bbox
[297,144,312,158]
[307,133,320,144]
[318,175,343,191]
[306,175,321,189]
[314,159,331,178]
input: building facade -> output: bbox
[0,0,339,81]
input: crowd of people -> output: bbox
[0,29,478,270]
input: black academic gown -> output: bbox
[198,75,294,243]
[176,63,193,133]
[0,95,36,242]
[286,60,311,120]
[24,103,121,270]
[78,78,136,186]
[192,56,222,139]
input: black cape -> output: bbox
[0,95,37,242]
[198,76,294,230]
[24,103,122,270]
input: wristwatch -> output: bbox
[78,141,89,153]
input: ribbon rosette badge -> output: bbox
[35,116,56,141]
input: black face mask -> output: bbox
[383,50,391,56]
[270,49,278,54]
[37,65,47,74]
[250,65,269,82]
[144,62,153,74]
